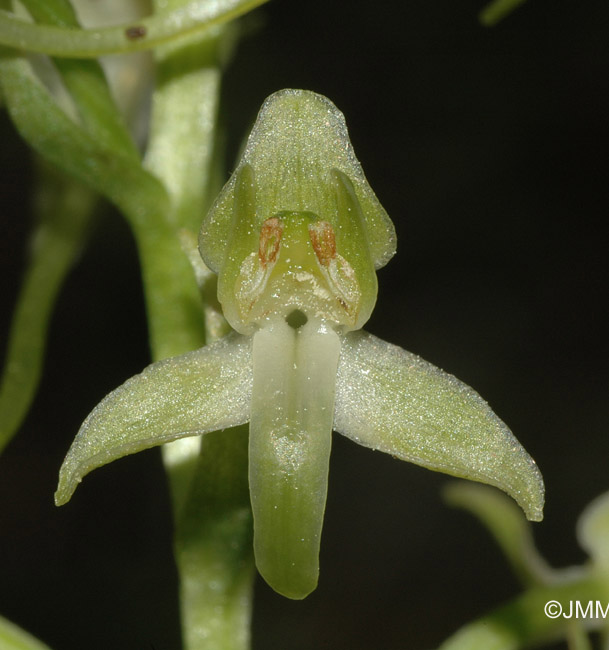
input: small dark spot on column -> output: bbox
[286,310,308,329]
[125,25,147,40]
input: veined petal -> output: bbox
[334,331,544,521]
[249,316,339,599]
[55,333,253,506]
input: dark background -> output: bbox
[1,0,609,648]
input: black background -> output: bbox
[1,0,609,648]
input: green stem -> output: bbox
[175,426,254,650]
[0,0,268,57]
[132,216,207,360]
[140,6,254,647]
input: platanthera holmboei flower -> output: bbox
[55,89,544,599]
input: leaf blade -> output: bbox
[0,169,95,452]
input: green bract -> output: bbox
[56,89,545,600]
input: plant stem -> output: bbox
[142,4,255,647]
[175,426,254,650]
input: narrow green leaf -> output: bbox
[0,1,139,450]
[0,167,95,452]
[13,0,77,26]
[443,481,552,586]
[0,615,52,650]
[0,52,165,228]
[55,333,253,505]
[479,0,529,26]
[335,331,545,521]
[0,51,207,358]
[0,0,270,57]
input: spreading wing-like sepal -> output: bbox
[55,334,253,505]
[334,331,544,521]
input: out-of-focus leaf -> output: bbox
[479,0,528,26]
[0,52,166,227]
[0,167,96,452]
[0,0,143,452]
[443,481,553,586]
[0,615,53,650]
[438,573,604,650]
[0,51,205,358]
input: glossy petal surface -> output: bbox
[56,334,253,505]
[334,331,544,521]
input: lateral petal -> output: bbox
[334,331,544,521]
[55,333,253,505]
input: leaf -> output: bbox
[0,0,141,452]
[18,0,139,158]
[334,331,545,521]
[479,0,529,26]
[0,167,96,452]
[0,52,167,229]
[443,481,552,585]
[0,50,206,359]
[55,333,253,506]
[0,615,53,650]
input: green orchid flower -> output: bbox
[55,89,544,600]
